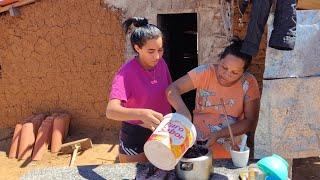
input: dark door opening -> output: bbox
[158,13,198,115]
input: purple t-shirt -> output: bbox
[109,57,172,124]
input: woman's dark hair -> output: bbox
[218,37,252,71]
[123,17,163,52]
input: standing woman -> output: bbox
[166,38,260,158]
[106,17,172,163]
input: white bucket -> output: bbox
[144,113,197,170]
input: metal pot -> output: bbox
[176,146,213,180]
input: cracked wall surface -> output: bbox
[0,0,125,130]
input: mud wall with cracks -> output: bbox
[0,0,125,131]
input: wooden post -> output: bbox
[286,158,293,179]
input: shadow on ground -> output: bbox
[77,165,105,180]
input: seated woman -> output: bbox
[166,38,260,158]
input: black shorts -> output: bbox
[119,122,152,155]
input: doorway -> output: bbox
[158,13,198,115]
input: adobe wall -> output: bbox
[0,0,125,130]
[0,0,267,131]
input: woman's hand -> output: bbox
[107,99,164,131]
[206,133,218,148]
[206,132,240,151]
[139,109,164,131]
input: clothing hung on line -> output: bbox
[240,0,297,56]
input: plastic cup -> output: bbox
[230,146,250,167]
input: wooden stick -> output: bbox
[69,144,80,167]
[0,0,36,14]
[220,98,236,148]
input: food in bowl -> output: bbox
[183,145,208,158]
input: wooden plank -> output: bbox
[0,0,35,13]
[60,138,93,154]
[298,0,320,9]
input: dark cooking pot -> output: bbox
[176,145,213,180]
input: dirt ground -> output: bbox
[0,128,120,180]
[0,128,319,180]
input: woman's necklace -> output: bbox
[136,57,158,84]
[150,68,158,84]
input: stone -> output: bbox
[255,77,320,159]
[264,11,320,79]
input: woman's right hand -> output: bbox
[139,109,164,131]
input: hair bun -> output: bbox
[123,17,149,33]
[133,17,148,27]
